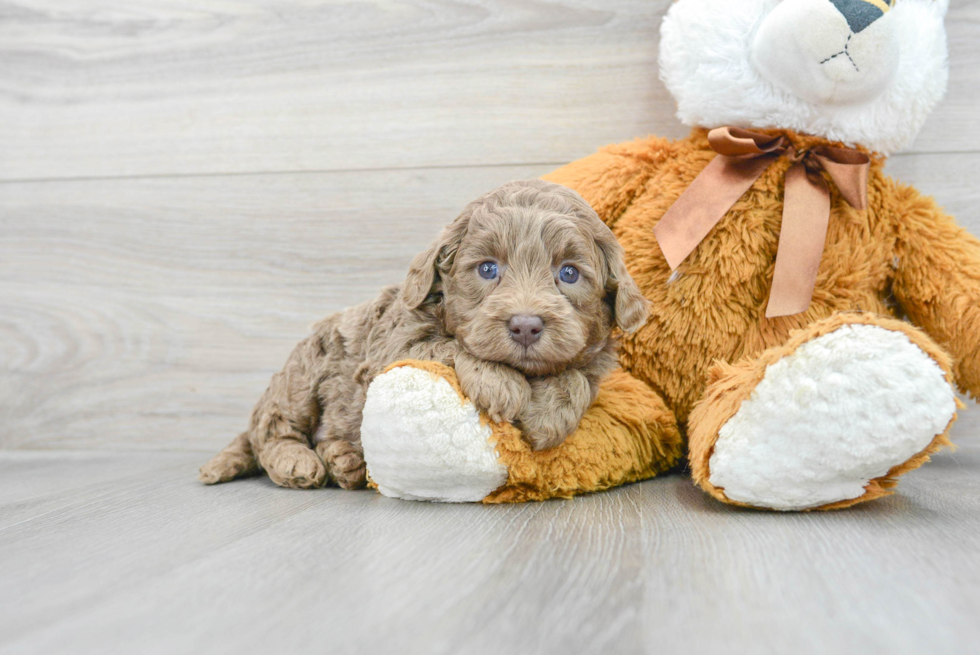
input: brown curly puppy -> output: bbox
[199,179,649,490]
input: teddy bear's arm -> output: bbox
[542,138,672,229]
[891,182,980,400]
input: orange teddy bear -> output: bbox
[361,0,977,510]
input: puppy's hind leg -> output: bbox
[247,334,328,489]
[312,391,367,490]
[311,359,369,490]
[199,432,260,484]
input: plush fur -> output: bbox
[200,180,648,489]
[547,128,980,418]
[543,123,979,508]
[361,360,684,503]
[692,314,959,511]
[210,0,977,509]
[361,364,508,502]
[497,0,978,510]
[660,0,949,155]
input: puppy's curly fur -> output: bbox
[200,180,649,490]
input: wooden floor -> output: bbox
[2,426,979,655]
[3,1,980,653]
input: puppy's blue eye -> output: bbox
[478,261,498,280]
[559,265,579,284]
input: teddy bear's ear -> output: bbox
[595,228,650,334]
[402,209,472,309]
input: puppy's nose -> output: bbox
[508,315,544,347]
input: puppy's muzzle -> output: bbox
[508,314,544,347]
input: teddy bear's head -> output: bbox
[660,0,949,154]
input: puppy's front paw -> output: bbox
[456,355,531,424]
[481,373,532,424]
[520,423,569,451]
[316,440,367,490]
[516,371,593,451]
[518,412,576,451]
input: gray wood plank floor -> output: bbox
[2,422,978,655]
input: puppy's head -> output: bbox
[404,180,649,376]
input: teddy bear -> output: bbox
[359,0,978,510]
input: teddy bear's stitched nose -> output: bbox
[830,0,890,34]
[508,315,544,347]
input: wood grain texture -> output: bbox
[0,434,978,655]
[2,4,979,653]
[1,0,978,182]
[913,0,980,152]
[0,165,553,450]
[2,155,979,451]
[0,0,685,181]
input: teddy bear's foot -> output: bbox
[360,363,509,502]
[361,360,684,503]
[688,314,959,511]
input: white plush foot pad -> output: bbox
[360,366,508,502]
[708,325,957,510]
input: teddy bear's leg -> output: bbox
[360,363,509,502]
[687,313,960,511]
[483,367,684,503]
[360,361,684,503]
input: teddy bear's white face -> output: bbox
[660,0,949,154]
[752,0,901,106]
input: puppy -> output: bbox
[199,179,649,490]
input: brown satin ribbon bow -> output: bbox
[652,127,870,318]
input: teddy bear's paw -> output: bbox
[707,324,957,511]
[360,365,509,502]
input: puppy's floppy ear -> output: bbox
[402,240,441,309]
[553,180,649,333]
[402,209,472,309]
[595,226,650,334]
